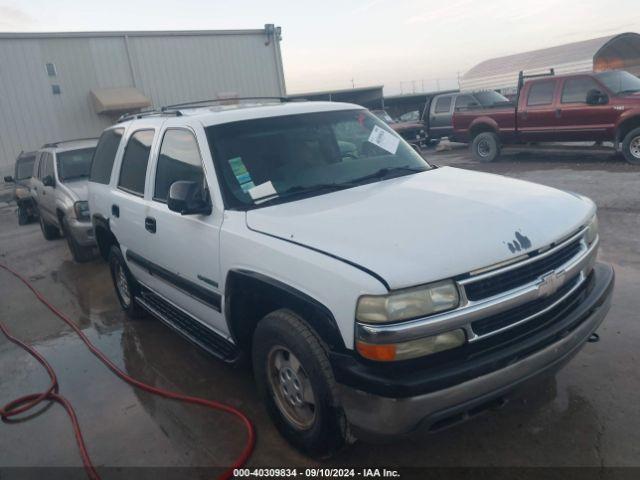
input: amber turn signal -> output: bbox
[356,341,397,361]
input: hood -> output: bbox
[246,167,595,290]
[61,179,89,201]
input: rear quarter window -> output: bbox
[90,128,124,184]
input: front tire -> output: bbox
[39,214,60,240]
[62,217,95,263]
[17,205,29,225]
[252,309,351,457]
[471,131,501,162]
[621,127,640,165]
[108,245,145,318]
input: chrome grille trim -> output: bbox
[356,232,598,345]
[459,228,586,286]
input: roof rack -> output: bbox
[116,97,291,123]
[41,137,99,148]
[161,96,289,111]
[116,108,182,123]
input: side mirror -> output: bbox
[586,89,608,105]
[168,180,211,215]
[42,175,55,187]
[4,175,14,183]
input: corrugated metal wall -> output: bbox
[0,29,285,176]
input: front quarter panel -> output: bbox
[220,210,388,350]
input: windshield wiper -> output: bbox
[252,167,425,207]
[617,89,640,95]
[254,183,352,206]
[346,166,425,186]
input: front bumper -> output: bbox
[67,217,96,247]
[336,262,614,437]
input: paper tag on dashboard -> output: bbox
[368,125,400,154]
[248,181,278,200]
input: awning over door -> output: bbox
[89,87,151,114]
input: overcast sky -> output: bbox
[1,0,638,94]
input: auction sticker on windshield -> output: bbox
[368,125,400,154]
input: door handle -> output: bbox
[111,204,119,217]
[145,216,156,234]
[555,108,562,118]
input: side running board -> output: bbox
[136,286,239,363]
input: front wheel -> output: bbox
[621,127,640,165]
[108,245,145,319]
[252,309,352,457]
[62,217,95,263]
[471,132,501,162]
[17,205,29,225]
[39,214,60,240]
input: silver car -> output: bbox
[32,139,98,262]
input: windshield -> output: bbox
[206,109,432,209]
[596,70,640,95]
[16,155,35,180]
[473,90,511,107]
[399,110,420,122]
[56,148,96,182]
[372,110,396,124]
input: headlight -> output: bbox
[585,215,598,245]
[356,280,459,324]
[356,329,466,362]
[74,201,90,221]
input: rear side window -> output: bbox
[154,129,204,202]
[454,95,478,111]
[561,77,601,103]
[434,96,452,113]
[90,128,124,184]
[527,81,555,106]
[118,130,154,196]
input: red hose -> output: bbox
[0,262,255,480]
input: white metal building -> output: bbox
[0,26,286,176]
[460,32,640,94]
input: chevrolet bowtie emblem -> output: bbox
[538,270,565,298]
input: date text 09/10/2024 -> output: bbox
[233,468,401,478]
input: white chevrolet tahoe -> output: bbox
[88,100,614,456]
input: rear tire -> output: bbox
[39,214,60,240]
[621,127,640,165]
[108,245,145,319]
[62,217,95,263]
[471,132,501,162]
[17,205,29,225]
[252,309,352,457]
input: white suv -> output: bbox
[88,100,614,455]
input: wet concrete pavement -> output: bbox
[1,145,639,474]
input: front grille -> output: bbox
[464,239,583,301]
[471,274,582,336]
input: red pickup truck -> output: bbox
[452,70,640,164]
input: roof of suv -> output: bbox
[118,101,364,128]
[39,138,98,153]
